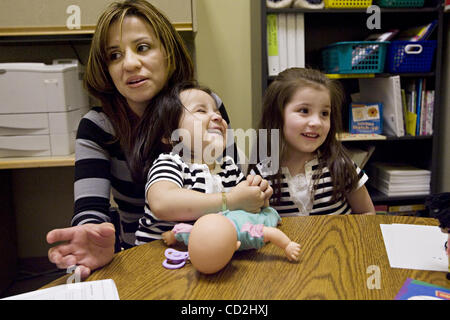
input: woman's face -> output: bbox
[107,15,169,116]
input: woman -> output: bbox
[46,0,234,280]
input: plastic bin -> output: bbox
[322,41,389,74]
[324,0,372,8]
[374,0,424,7]
[386,40,437,73]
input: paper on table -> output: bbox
[1,279,119,300]
[380,224,448,272]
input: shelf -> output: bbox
[0,154,75,170]
[269,72,435,81]
[368,185,429,204]
[0,23,193,42]
[266,7,440,14]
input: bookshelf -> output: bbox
[260,0,445,206]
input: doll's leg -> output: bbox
[263,227,301,261]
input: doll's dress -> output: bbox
[171,207,282,251]
[223,207,281,251]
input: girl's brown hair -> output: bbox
[84,0,194,151]
[250,68,358,204]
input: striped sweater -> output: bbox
[135,152,245,244]
[250,158,368,216]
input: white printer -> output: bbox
[0,60,89,157]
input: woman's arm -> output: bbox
[347,185,376,215]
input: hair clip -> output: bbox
[162,248,190,269]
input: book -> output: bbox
[359,76,405,137]
[267,13,305,76]
[425,90,435,135]
[286,13,296,69]
[267,14,280,76]
[400,89,407,134]
[388,204,425,216]
[395,20,438,42]
[368,162,431,196]
[415,78,425,136]
[395,278,450,300]
[295,13,305,68]
[346,145,375,169]
[349,102,383,134]
[278,13,288,72]
[336,132,386,141]
[374,204,388,215]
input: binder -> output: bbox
[278,13,288,72]
[359,76,405,137]
[267,14,279,76]
[295,13,305,68]
[286,14,296,69]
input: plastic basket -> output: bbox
[322,41,389,74]
[374,0,424,7]
[386,40,437,73]
[324,0,372,8]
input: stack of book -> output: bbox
[368,162,430,197]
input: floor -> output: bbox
[0,257,66,299]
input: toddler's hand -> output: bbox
[246,175,273,208]
[284,241,301,261]
[228,180,265,213]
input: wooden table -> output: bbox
[43,215,449,300]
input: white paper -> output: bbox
[380,224,448,272]
[2,279,119,300]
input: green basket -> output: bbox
[322,41,389,74]
[374,0,424,7]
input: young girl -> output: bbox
[131,81,273,244]
[249,68,375,216]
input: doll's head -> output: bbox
[188,214,241,274]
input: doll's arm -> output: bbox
[162,231,177,246]
[263,227,301,261]
[162,223,193,246]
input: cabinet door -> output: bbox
[0,0,194,36]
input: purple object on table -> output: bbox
[162,248,189,269]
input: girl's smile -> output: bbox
[178,89,227,164]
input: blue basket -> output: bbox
[386,40,437,73]
[322,41,389,74]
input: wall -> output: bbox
[194,0,262,158]
[437,16,450,192]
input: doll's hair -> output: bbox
[129,80,214,183]
[249,67,359,204]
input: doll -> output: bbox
[162,207,301,274]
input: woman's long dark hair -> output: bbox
[249,68,359,204]
[129,81,213,183]
[84,0,194,152]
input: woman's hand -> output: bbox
[46,222,116,280]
